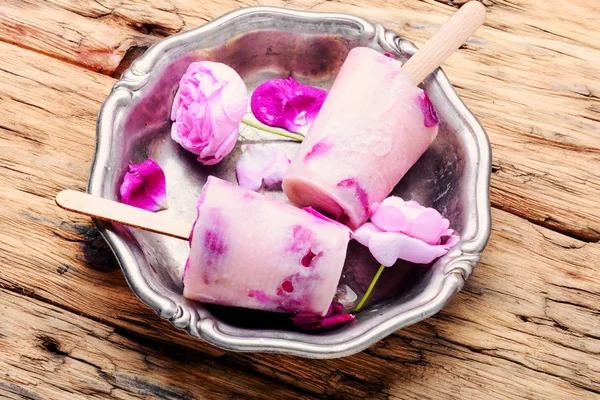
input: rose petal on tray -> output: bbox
[171,61,249,165]
[251,77,327,135]
[119,158,168,212]
[291,302,355,331]
[236,145,290,191]
[367,231,452,266]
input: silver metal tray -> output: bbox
[89,6,491,359]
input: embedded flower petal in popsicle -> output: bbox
[420,92,439,128]
[251,77,327,135]
[235,145,290,191]
[119,158,168,212]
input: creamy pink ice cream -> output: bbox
[283,47,439,230]
[183,176,350,316]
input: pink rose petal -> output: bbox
[290,316,322,326]
[235,145,290,191]
[300,313,355,331]
[406,208,447,245]
[368,231,451,266]
[352,222,384,247]
[368,201,381,217]
[370,196,452,245]
[290,301,354,331]
[370,203,409,232]
[119,158,168,212]
[399,201,427,220]
[441,230,460,248]
[420,92,439,128]
[354,195,460,266]
[380,196,407,209]
[251,76,327,135]
[263,150,290,186]
[331,302,344,315]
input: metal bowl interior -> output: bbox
[89,6,491,358]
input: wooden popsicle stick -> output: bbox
[402,1,486,84]
[56,190,193,240]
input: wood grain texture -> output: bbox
[0,0,599,241]
[0,39,599,399]
[402,1,487,84]
[0,288,315,400]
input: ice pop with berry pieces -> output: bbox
[184,176,350,316]
[283,2,486,229]
[56,176,350,316]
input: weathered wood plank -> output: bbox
[1,39,599,398]
[1,0,599,241]
[0,0,187,75]
[0,288,317,400]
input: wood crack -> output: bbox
[524,23,574,42]
[582,114,600,124]
[486,352,600,395]
[11,98,56,116]
[0,279,321,399]
[546,297,600,315]
[549,283,600,298]
[108,327,326,399]
[0,382,42,400]
[521,214,600,244]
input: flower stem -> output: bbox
[241,118,304,142]
[353,264,386,313]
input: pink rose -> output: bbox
[353,196,459,266]
[171,61,249,165]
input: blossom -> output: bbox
[235,145,290,191]
[290,302,355,332]
[250,77,327,135]
[171,61,248,165]
[353,196,459,266]
[420,92,439,128]
[119,158,168,212]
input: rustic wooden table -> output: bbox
[0,0,599,398]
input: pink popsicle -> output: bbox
[283,47,439,230]
[183,176,350,316]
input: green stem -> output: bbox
[353,264,386,313]
[241,118,304,142]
